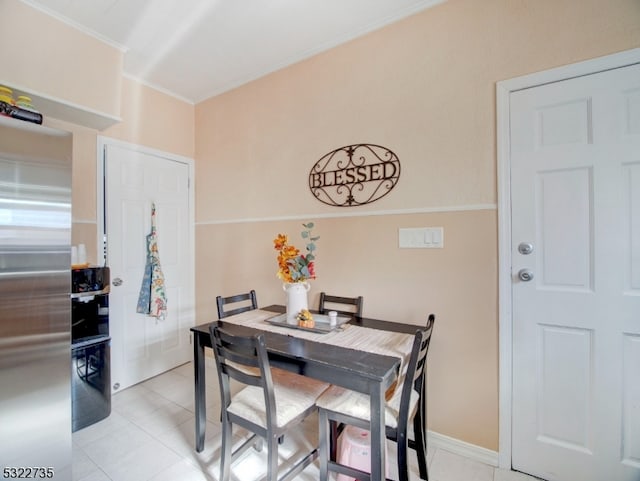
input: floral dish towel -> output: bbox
[136,203,168,320]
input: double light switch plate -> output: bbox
[398,227,444,248]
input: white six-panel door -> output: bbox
[104,142,194,393]
[510,63,640,481]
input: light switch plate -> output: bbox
[399,227,444,248]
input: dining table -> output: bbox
[190,304,421,481]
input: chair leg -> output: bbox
[397,428,410,481]
[413,412,428,480]
[267,434,279,481]
[318,409,330,481]
[219,419,232,481]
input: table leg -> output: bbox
[370,382,386,481]
[194,334,206,453]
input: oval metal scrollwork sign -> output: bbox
[309,144,400,207]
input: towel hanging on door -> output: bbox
[136,203,168,320]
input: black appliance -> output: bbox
[71,266,111,432]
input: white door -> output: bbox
[103,142,194,392]
[510,63,640,481]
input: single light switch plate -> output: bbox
[399,227,444,248]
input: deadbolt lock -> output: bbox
[518,243,534,255]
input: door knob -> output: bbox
[518,242,534,255]
[113,277,123,286]
[518,269,534,282]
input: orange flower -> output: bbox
[273,223,319,283]
[273,234,288,250]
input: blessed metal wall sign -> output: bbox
[308,144,400,207]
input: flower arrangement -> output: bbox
[274,222,319,283]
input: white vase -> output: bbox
[283,282,311,324]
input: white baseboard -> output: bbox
[428,430,499,467]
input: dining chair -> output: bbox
[316,314,435,481]
[216,289,258,319]
[318,292,364,318]
[210,325,330,481]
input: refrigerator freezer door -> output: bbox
[0,118,73,478]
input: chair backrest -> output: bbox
[398,314,435,422]
[318,292,364,318]
[216,289,258,319]
[209,325,277,428]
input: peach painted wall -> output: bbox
[195,0,640,450]
[103,77,195,159]
[0,1,123,118]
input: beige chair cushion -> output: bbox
[228,369,329,428]
[315,382,419,429]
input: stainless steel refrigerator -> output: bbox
[0,118,72,479]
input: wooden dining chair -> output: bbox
[318,292,364,318]
[316,314,435,481]
[210,325,330,481]
[216,289,258,319]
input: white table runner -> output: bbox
[220,309,415,380]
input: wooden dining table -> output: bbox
[190,304,420,481]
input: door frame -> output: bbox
[496,47,640,470]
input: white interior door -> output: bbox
[510,63,640,481]
[103,142,194,393]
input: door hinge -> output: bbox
[102,235,108,265]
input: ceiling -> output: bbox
[23,0,444,104]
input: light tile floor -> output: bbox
[72,360,542,481]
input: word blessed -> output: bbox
[310,162,398,188]
[309,144,401,207]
